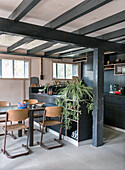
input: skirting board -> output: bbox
[104,125,125,133]
[34,121,91,146]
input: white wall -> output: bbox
[0,52,41,105]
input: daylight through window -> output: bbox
[53,62,78,79]
[0,59,29,79]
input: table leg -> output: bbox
[18,121,22,137]
[29,110,34,146]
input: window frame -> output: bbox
[0,57,30,80]
[52,61,79,80]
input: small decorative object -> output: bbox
[71,130,78,140]
[109,84,114,93]
[107,61,110,65]
[115,58,121,63]
[18,102,28,109]
[114,91,121,95]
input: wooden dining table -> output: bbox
[0,105,45,146]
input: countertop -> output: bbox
[104,93,125,98]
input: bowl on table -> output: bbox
[35,103,45,107]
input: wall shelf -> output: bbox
[104,63,125,75]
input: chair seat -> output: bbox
[39,120,62,126]
[34,114,43,118]
[3,124,28,132]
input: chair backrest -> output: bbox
[31,83,37,87]
[24,99,38,105]
[7,108,29,122]
[45,106,62,117]
[0,101,9,106]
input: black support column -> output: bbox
[92,48,104,147]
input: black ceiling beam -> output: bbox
[44,0,112,29]
[74,10,125,35]
[45,44,78,56]
[0,17,125,53]
[46,11,125,56]
[0,51,60,59]
[115,38,125,44]
[60,28,125,57]
[60,48,94,57]
[7,37,33,52]
[8,0,41,21]
[7,0,41,51]
[97,28,125,40]
[27,0,112,54]
[28,42,56,54]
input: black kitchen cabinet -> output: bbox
[104,94,125,129]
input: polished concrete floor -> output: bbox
[0,126,125,170]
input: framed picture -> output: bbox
[116,66,122,73]
[122,66,125,74]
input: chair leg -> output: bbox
[40,126,44,146]
[3,130,7,154]
[1,129,30,159]
[39,124,63,150]
[8,122,17,139]
[26,129,29,149]
[59,124,62,141]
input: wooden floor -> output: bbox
[0,125,125,170]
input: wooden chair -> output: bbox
[23,99,43,132]
[0,101,10,107]
[1,108,30,159]
[0,101,9,126]
[0,101,13,137]
[38,106,63,150]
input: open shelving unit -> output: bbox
[64,99,92,146]
[104,63,125,75]
[104,64,114,70]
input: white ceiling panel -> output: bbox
[43,43,68,52]
[86,22,125,38]
[0,0,22,18]
[19,40,48,50]
[59,0,125,32]
[109,36,125,42]
[21,0,84,26]
[58,47,85,54]
[0,34,23,46]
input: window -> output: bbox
[0,59,29,79]
[53,62,78,79]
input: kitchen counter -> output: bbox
[29,93,60,104]
[105,93,125,97]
